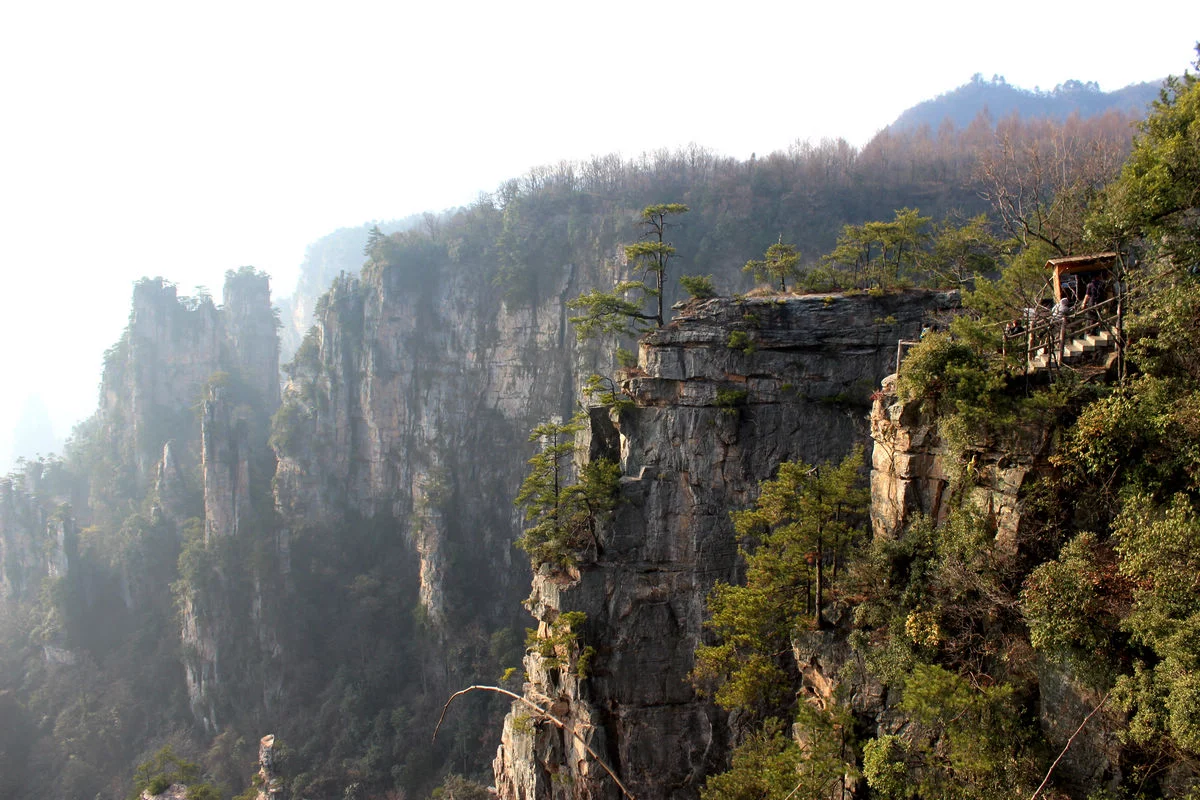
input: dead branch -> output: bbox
[433,684,636,800]
[1030,690,1112,800]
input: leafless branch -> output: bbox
[1030,690,1112,800]
[433,684,636,800]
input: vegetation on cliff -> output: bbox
[0,62,1184,800]
[692,50,1200,800]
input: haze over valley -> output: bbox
[2,5,1200,800]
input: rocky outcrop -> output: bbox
[273,262,586,627]
[85,270,284,733]
[184,377,282,733]
[254,734,286,800]
[140,784,190,800]
[99,271,280,489]
[201,389,253,541]
[0,468,75,607]
[868,373,1054,550]
[223,270,282,410]
[493,291,957,800]
[0,476,46,605]
[153,440,190,526]
[866,365,1128,793]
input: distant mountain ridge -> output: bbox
[890,74,1164,131]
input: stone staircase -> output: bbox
[1028,328,1114,371]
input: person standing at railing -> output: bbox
[1052,295,1073,358]
[1083,276,1103,326]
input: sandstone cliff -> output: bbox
[9,269,285,732]
[0,464,76,609]
[493,291,957,800]
[866,370,1119,793]
[272,259,588,629]
[868,373,1055,550]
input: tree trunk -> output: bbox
[814,529,824,630]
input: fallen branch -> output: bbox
[433,684,636,800]
[1030,690,1112,800]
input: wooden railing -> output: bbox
[1002,295,1121,371]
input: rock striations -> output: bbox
[272,262,586,629]
[493,291,957,800]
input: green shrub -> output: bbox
[146,776,172,796]
[715,388,748,416]
[726,330,754,354]
[680,274,718,299]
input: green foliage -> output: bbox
[848,501,1029,699]
[1021,532,1126,683]
[693,449,867,717]
[823,208,932,290]
[268,399,308,456]
[743,238,802,292]
[1126,278,1200,385]
[861,664,1037,799]
[567,282,657,339]
[615,346,638,368]
[679,273,718,299]
[862,735,911,799]
[185,785,220,800]
[714,388,748,416]
[514,416,620,570]
[701,703,856,800]
[130,746,201,799]
[515,415,585,566]
[582,374,632,412]
[1089,49,1200,269]
[526,612,590,676]
[569,203,688,337]
[726,330,754,354]
[1062,376,1200,502]
[698,719,807,800]
[431,773,492,800]
[926,213,1008,288]
[963,240,1059,326]
[894,331,1018,463]
[1112,493,1200,754]
[896,332,993,409]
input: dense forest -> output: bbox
[0,57,1196,800]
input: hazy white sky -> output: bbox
[1,0,1197,468]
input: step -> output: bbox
[1028,328,1116,371]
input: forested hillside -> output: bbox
[0,60,1191,800]
[680,60,1200,799]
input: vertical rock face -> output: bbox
[493,292,957,800]
[106,279,224,484]
[86,270,283,732]
[183,338,282,732]
[273,263,585,626]
[0,469,78,664]
[0,477,46,605]
[153,440,189,525]
[868,375,1053,549]
[255,734,285,800]
[223,270,282,410]
[100,272,281,488]
[201,389,253,541]
[0,464,76,603]
[866,369,1119,791]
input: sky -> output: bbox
[1,0,1197,469]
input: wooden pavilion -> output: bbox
[1047,252,1118,303]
